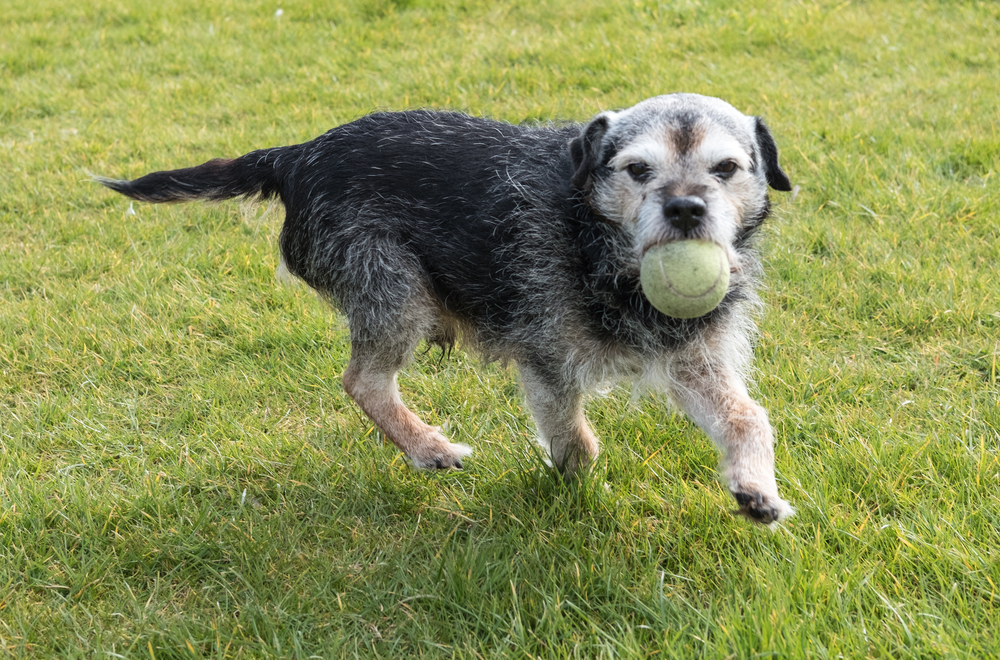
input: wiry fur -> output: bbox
[98,93,794,523]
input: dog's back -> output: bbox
[97,111,573,213]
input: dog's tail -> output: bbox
[94,146,297,204]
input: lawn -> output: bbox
[1,0,999,657]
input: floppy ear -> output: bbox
[754,117,792,192]
[570,113,612,190]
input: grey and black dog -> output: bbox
[99,93,794,523]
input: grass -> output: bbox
[1,0,999,657]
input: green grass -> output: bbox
[2,0,999,657]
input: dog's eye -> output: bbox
[627,163,651,180]
[712,160,739,177]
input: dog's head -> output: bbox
[570,94,791,258]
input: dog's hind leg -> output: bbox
[343,338,471,470]
[519,362,600,476]
[318,231,471,470]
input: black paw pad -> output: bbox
[732,491,779,524]
[431,457,463,470]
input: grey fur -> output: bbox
[99,93,794,523]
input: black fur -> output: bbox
[569,114,612,190]
[754,117,792,192]
[97,153,285,202]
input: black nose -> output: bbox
[663,196,707,232]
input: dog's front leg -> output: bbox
[670,362,794,523]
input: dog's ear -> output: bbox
[570,113,613,190]
[754,117,792,192]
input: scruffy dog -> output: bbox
[99,93,794,523]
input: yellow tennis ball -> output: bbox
[640,240,730,319]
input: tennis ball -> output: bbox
[640,240,730,319]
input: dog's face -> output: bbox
[570,93,791,259]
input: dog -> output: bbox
[98,93,794,523]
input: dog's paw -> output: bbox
[731,490,794,524]
[409,439,473,471]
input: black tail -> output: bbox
[95,146,295,204]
